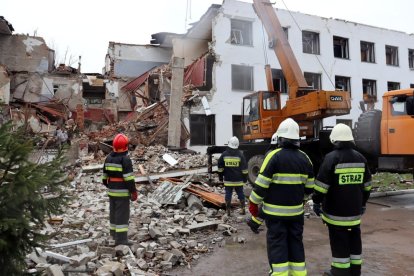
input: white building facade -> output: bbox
[175,0,414,151]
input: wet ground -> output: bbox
[172,193,414,276]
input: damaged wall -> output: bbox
[105,42,172,78]
[0,64,10,104]
[0,35,53,73]
[173,38,209,67]
[12,72,83,110]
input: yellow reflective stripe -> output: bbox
[218,168,224,172]
[224,156,241,167]
[102,174,108,180]
[299,149,313,165]
[263,203,304,216]
[252,216,263,225]
[289,262,307,276]
[108,189,129,197]
[332,257,350,268]
[124,175,135,181]
[115,224,128,232]
[260,148,282,173]
[255,174,271,188]
[322,214,361,226]
[242,170,248,174]
[273,173,309,184]
[305,177,315,188]
[315,180,329,193]
[271,262,289,274]
[364,181,372,191]
[249,191,263,205]
[350,255,362,265]
[224,182,244,186]
[110,224,116,230]
[105,166,123,172]
[335,168,365,173]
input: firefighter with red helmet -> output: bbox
[249,118,314,276]
[312,124,372,276]
[102,133,137,245]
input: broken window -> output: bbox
[190,114,215,146]
[409,49,414,69]
[302,31,320,54]
[385,45,399,66]
[335,75,351,96]
[232,64,253,91]
[362,79,377,102]
[271,69,287,93]
[360,41,375,63]
[231,19,253,46]
[52,84,67,94]
[304,72,321,90]
[387,81,400,91]
[333,36,349,59]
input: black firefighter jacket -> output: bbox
[102,151,137,198]
[249,142,315,220]
[217,148,248,186]
[312,142,372,228]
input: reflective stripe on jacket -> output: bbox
[249,146,314,220]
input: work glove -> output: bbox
[248,201,259,218]
[361,206,366,215]
[313,203,322,216]
[130,191,138,202]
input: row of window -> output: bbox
[231,64,414,101]
[230,19,414,68]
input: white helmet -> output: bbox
[276,118,299,140]
[228,136,239,149]
[330,123,354,144]
[270,132,278,145]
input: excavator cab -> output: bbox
[242,91,284,141]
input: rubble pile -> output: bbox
[25,168,245,276]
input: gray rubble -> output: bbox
[25,157,244,275]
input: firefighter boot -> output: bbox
[239,200,246,215]
[246,216,261,234]
[226,200,232,216]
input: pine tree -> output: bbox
[0,122,69,275]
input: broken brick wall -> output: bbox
[0,35,53,73]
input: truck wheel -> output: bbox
[247,155,264,184]
[354,109,382,157]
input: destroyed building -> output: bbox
[112,0,414,151]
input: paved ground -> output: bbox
[172,193,414,276]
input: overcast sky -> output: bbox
[2,0,413,73]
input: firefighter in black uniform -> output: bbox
[312,123,372,276]
[249,118,314,276]
[218,136,248,216]
[102,133,138,246]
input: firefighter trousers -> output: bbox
[109,197,130,245]
[265,217,307,276]
[328,225,362,276]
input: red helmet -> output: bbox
[113,133,129,152]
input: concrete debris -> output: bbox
[24,141,245,275]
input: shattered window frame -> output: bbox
[387,81,400,91]
[361,41,375,63]
[385,45,399,66]
[335,75,351,96]
[302,31,320,54]
[362,78,377,102]
[230,19,253,46]
[231,64,253,91]
[271,68,287,94]
[304,72,321,90]
[189,114,216,146]
[333,36,350,59]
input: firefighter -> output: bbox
[312,123,372,276]
[102,133,138,246]
[249,118,314,276]
[218,136,248,216]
